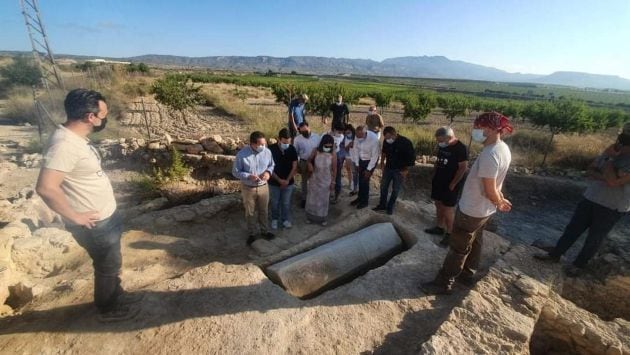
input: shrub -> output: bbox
[0,56,41,87]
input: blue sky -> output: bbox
[1,0,629,78]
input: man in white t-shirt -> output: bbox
[36,89,141,322]
[423,112,513,295]
[293,121,321,208]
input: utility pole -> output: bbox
[19,0,64,91]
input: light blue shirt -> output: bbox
[232,145,275,187]
[290,103,306,126]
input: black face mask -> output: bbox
[93,118,107,133]
[617,133,630,147]
[301,131,310,138]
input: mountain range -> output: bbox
[3,51,630,91]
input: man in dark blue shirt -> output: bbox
[374,126,415,215]
[269,128,298,230]
[329,95,350,131]
[288,94,308,139]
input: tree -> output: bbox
[401,92,436,123]
[526,99,593,166]
[372,91,393,114]
[0,56,42,87]
[441,95,470,124]
[151,74,204,125]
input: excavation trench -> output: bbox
[263,222,415,299]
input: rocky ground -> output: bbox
[0,114,629,354]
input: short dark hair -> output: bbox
[250,131,265,143]
[64,88,106,121]
[317,134,334,152]
[278,128,291,139]
[298,121,309,129]
[383,126,396,135]
[333,123,345,132]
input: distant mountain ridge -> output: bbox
[2,50,629,91]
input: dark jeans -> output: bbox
[437,209,490,285]
[335,153,345,195]
[269,184,295,222]
[550,199,624,268]
[66,211,123,312]
[357,160,371,205]
[379,167,403,213]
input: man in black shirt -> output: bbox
[269,128,299,229]
[425,126,469,245]
[374,126,415,215]
[329,95,350,131]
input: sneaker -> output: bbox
[424,226,445,235]
[271,220,278,230]
[246,235,257,245]
[350,198,360,206]
[97,305,140,323]
[421,280,453,295]
[533,253,560,263]
[456,274,476,287]
[282,220,292,229]
[263,232,275,240]
[439,233,450,247]
[372,205,387,212]
[349,190,358,197]
[321,221,328,226]
[117,292,144,306]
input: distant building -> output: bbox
[85,58,131,65]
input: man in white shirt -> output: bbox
[350,125,380,209]
[423,112,513,295]
[293,121,321,208]
[36,89,141,322]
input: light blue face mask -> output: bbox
[438,142,449,148]
[255,145,265,153]
[345,134,353,140]
[280,143,290,150]
[471,129,487,143]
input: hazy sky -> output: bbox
[1,0,629,78]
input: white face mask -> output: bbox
[385,138,394,144]
[471,129,487,143]
[255,145,265,153]
[368,110,375,115]
[323,147,332,153]
[438,142,449,148]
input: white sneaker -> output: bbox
[271,220,278,230]
[283,220,292,228]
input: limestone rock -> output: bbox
[200,138,224,154]
[11,227,82,278]
[185,144,204,155]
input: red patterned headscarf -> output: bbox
[474,111,513,134]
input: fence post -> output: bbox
[140,97,152,140]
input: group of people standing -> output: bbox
[233,95,414,245]
[34,88,629,323]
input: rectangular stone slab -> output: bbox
[265,223,403,298]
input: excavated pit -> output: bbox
[263,222,416,299]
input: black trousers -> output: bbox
[357,160,371,205]
[550,199,624,268]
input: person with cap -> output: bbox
[268,128,298,230]
[329,95,350,131]
[288,94,308,139]
[232,131,275,245]
[423,112,513,295]
[534,125,630,276]
[365,105,385,139]
[373,126,415,215]
[350,125,380,209]
[36,88,143,322]
[425,126,469,246]
[293,121,321,208]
